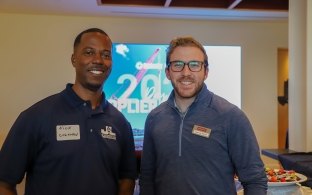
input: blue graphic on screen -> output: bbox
[104,43,241,150]
[104,43,173,150]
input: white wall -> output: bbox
[0,13,288,167]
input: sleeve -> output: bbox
[227,109,268,195]
[139,114,156,195]
[0,111,38,185]
[119,121,138,180]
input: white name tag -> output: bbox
[192,125,211,138]
[56,125,80,141]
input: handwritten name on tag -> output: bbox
[192,125,211,138]
[56,125,80,141]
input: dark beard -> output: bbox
[172,81,204,99]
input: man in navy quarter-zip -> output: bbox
[140,36,267,195]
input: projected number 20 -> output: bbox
[117,74,160,99]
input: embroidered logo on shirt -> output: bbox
[56,125,80,141]
[192,125,211,138]
[101,126,116,140]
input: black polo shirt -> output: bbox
[0,84,137,195]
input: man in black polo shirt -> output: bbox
[0,28,137,195]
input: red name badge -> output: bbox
[192,125,211,138]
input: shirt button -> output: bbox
[83,102,87,106]
[90,129,93,132]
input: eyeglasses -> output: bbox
[168,60,205,72]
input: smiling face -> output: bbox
[166,46,208,101]
[71,32,112,93]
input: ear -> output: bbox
[165,67,171,80]
[204,67,209,80]
[71,54,76,67]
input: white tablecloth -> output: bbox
[267,185,312,195]
[237,185,312,195]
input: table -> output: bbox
[278,152,312,188]
[261,148,297,160]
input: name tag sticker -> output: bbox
[192,125,211,138]
[56,125,80,141]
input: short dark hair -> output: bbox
[166,36,209,68]
[73,28,111,49]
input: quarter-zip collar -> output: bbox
[166,84,213,156]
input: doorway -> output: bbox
[277,48,288,149]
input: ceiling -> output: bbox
[0,0,288,21]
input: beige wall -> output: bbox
[0,13,288,167]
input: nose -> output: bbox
[181,64,192,75]
[92,52,104,64]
